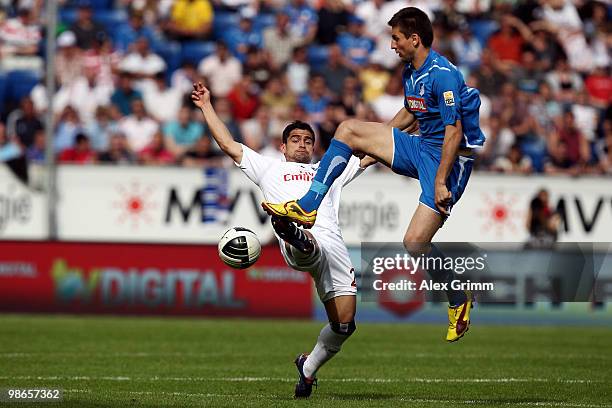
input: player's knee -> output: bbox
[335,119,361,147]
[330,320,357,337]
[403,235,430,255]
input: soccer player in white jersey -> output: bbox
[192,82,372,398]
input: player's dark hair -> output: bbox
[388,7,433,48]
[282,121,315,144]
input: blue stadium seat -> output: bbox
[213,12,240,41]
[64,0,113,9]
[59,9,78,26]
[154,41,182,78]
[5,70,41,105]
[469,19,498,48]
[93,9,128,32]
[181,41,216,65]
[253,13,276,32]
[0,73,7,116]
[307,45,329,70]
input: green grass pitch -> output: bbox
[0,314,611,407]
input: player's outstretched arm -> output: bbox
[191,82,243,163]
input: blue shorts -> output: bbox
[391,128,474,216]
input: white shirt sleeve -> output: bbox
[338,156,365,186]
[235,143,276,185]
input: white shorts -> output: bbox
[279,229,357,303]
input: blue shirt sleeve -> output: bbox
[431,69,461,127]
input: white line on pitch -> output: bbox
[1,375,604,384]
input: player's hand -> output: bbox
[191,82,210,108]
[359,155,377,169]
[434,182,452,216]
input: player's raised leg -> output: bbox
[296,295,356,398]
[262,120,395,227]
[403,204,472,342]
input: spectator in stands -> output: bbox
[163,105,204,156]
[227,75,260,121]
[316,44,353,96]
[55,30,83,86]
[263,10,304,69]
[119,99,159,152]
[526,188,560,248]
[316,0,349,45]
[596,121,612,175]
[584,66,611,109]
[70,3,106,50]
[222,8,263,62]
[286,46,310,95]
[243,46,273,89]
[299,74,331,125]
[0,122,21,162]
[317,102,346,153]
[545,58,584,104]
[142,71,183,123]
[0,5,42,72]
[493,143,533,174]
[571,91,599,144]
[55,63,113,125]
[241,106,275,152]
[98,132,136,164]
[180,134,224,167]
[118,37,167,88]
[285,0,318,40]
[54,105,85,153]
[110,72,143,116]
[82,33,121,89]
[114,10,160,53]
[358,59,390,103]
[171,61,199,95]
[59,133,97,164]
[165,0,213,41]
[450,23,482,74]
[511,50,545,94]
[209,97,243,145]
[198,41,242,98]
[337,15,375,70]
[473,50,506,97]
[337,75,362,117]
[8,97,43,149]
[25,129,45,163]
[139,130,175,165]
[370,73,404,123]
[545,111,590,175]
[487,15,533,72]
[479,114,516,168]
[260,77,296,119]
[86,106,120,152]
[527,29,563,73]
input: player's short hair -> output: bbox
[282,121,315,144]
[388,7,433,48]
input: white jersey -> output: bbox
[236,144,363,238]
[236,144,363,301]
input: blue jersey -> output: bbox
[402,50,485,148]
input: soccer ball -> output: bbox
[218,227,261,269]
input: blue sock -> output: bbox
[427,244,468,307]
[298,139,353,213]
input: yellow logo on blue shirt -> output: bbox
[443,91,455,106]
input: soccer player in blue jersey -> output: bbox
[263,7,486,342]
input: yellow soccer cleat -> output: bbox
[261,200,317,229]
[446,293,473,342]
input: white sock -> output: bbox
[303,324,350,379]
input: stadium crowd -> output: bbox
[0,0,610,175]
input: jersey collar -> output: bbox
[413,49,437,75]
